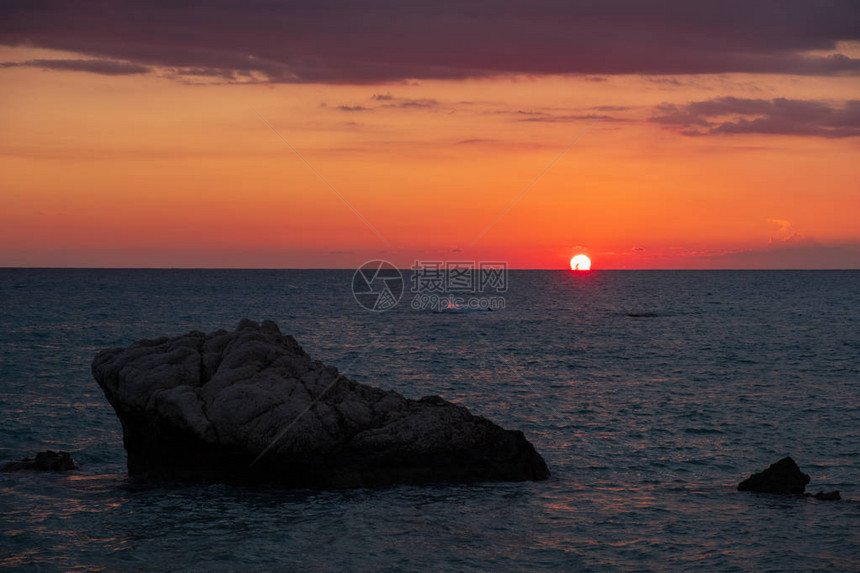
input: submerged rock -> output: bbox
[737,457,810,494]
[809,490,841,501]
[1,450,77,472]
[92,319,549,488]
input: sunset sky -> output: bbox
[1,1,858,269]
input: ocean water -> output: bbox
[1,269,858,572]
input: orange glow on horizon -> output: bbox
[0,46,858,269]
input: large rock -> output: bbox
[737,457,810,494]
[92,319,549,488]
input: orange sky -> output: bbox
[1,44,858,269]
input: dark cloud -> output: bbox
[385,98,439,109]
[510,110,547,116]
[336,105,370,112]
[1,1,858,83]
[493,109,622,121]
[652,97,860,137]
[1,58,150,75]
[368,94,440,108]
[519,113,619,122]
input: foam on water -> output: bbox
[1,269,858,571]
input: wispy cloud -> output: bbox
[1,58,150,75]
[519,113,620,123]
[385,98,439,109]
[488,108,626,122]
[330,95,440,114]
[590,105,629,112]
[371,94,440,109]
[766,219,816,246]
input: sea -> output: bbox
[1,269,858,572]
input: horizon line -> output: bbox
[2,266,858,272]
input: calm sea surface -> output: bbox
[1,269,858,572]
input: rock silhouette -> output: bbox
[810,490,841,501]
[1,450,77,472]
[92,319,549,488]
[738,457,840,500]
[738,457,810,494]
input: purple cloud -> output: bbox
[652,97,860,138]
[0,1,858,83]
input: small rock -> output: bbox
[737,456,810,494]
[810,490,841,501]
[1,450,77,472]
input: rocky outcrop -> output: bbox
[738,457,810,494]
[92,319,549,488]
[738,457,840,500]
[1,450,77,472]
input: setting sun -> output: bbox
[570,254,592,271]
